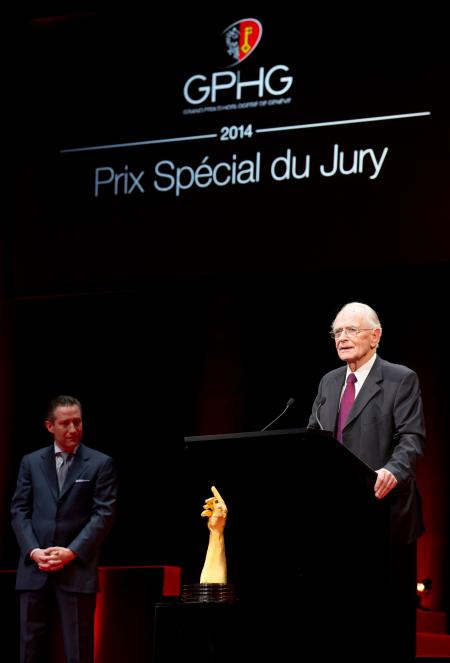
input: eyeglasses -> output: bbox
[330,326,374,339]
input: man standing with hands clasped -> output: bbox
[308,302,425,662]
[11,394,117,663]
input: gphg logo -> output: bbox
[183,65,293,106]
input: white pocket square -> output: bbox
[75,479,90,483]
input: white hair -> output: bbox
[333,302,382,346]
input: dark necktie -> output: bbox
[336,373,357,443]
[56,452,71,491]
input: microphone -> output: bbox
[314,397,326,430]
[261,397,295,432]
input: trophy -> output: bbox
[182,486,236,604]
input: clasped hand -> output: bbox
[31,546,76,572]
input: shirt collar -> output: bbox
[346,352,377,384]
[54,443,79,456]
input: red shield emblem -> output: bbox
[223,18,263,67]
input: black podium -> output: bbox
[158,428,391,661]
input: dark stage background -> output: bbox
[2,2,449,625]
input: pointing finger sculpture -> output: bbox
[200,486,227,584]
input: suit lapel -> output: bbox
[59,444,88,498]
[345,357,383,430]
[40,446,59,500]
[322,368,346,431]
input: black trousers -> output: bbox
[19,580,96,663]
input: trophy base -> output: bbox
[181,582,236,604]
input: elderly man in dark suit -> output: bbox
[308,301,425,663]
[11,394,117,663]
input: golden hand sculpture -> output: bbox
[200,485,227,584]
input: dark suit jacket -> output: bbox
[11,442,117,592]
[308,355,425,544]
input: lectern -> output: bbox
[179,428,391,661]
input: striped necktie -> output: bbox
[56,451,71,491]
